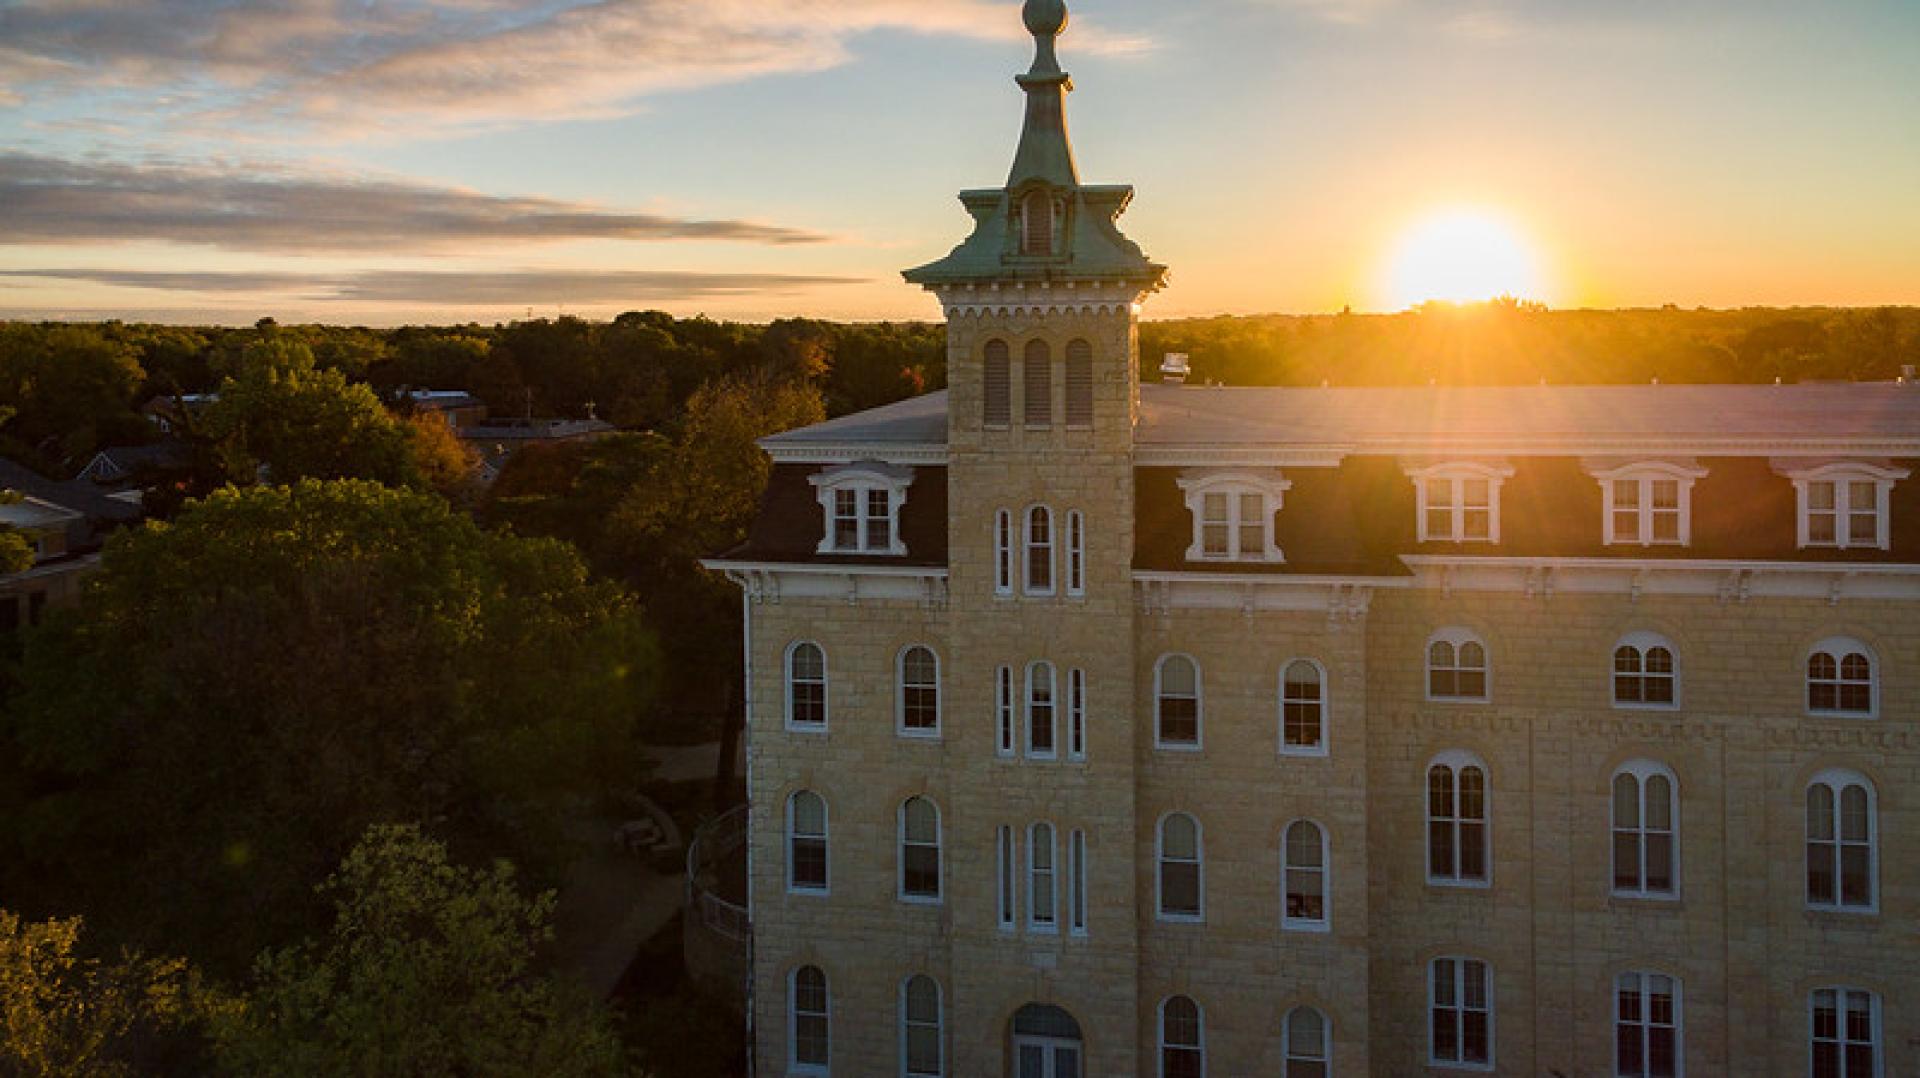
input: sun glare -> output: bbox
[1385,209,1545,309]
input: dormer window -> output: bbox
[1773,461,1908,551]
[1584,460,1708,547]
[1405,461,1513,544]
[1021,189,1054,255]
[1175,470,1290,563]
[809,463,911,556]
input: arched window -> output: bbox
[1026,661,1057,759]
[983,339,1011,428]
[995,824,1016,929]
[899,796,941,902]
[1157,812,1204,921]
[994,509,1014,596]
[900,975,943,1077]
[1807,636,1876,717]
[995,665,1015,757]
[1806,769,1876,911]
[809,463,910,555]
[1406,461,1513,543]
[1281,659,1327,754]
[1024,339,1053,428]
[1065,339,1094,427]
[1022,189,1054,256]
[789,965,830,1074]
[1175,470,1290,563]
[1283,1006,1330,1077]
[1429,956,1493,1068]
[1428,751,1490,885]
[786,790,828,893]
[1011,1004,1083,1073]
[785,642,827,729]
[1024,505,1054,595]
[1155,654,1202,749]
[1282,820,1328,931]
[1810,987,1879,1077]
[1427,628,1489,702]
[898,646,940,736]
[1068,828,1088,935]
[1612,761,1678,898]
[1158,995,1204,1078]
[1779,460,1907,550]
[1065,509,1086,597]
[1027,822,1057,931]
[1067,667,1087,761]
[1613,633,1678,708]
[1587,460,1708,547]
[1615,971,1680,1078]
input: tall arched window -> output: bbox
[786,790,828,893]
[1615,971,1680,1078]
[1807,636,1876,717]
[995,665,1015,757]
[1428,751,1489,884]
[1158,995,1204,1078]
[1155,654,1202,749]
[1613,632,1678,708]
[1157,812,1204,921]
[1067,667,1087,761]
[1024,339,1053,427]
[897,646,940,736]
[1283,1006,1330,1077]
[1281,659,1327,754]
[1065,509,1086,597]
[983,339,1011,428]
[1807,769,1876,911]
[785,642,827,729]
[1282,819,1328,931]
[1024,506,1054,595]
[789,965,830,1074]
[995,824,1016,929]
[994,509,1014,596]
[1068,828,1088,935]
[1022,189,1054,256]
[899,796,941,902]
[900,975,943,1077]
[1427,628,1489,702]
[1026,661,1057,759]
[1612,761,1678,898]
[1811,987,1879,1077]
[1429,956,1493,1068]
[1065,339,1094,427]
[1028,822,1057,931]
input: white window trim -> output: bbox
[1806,635,1879,719]
[1774,460,1907,551]
[994,509,1015,597]
[785,790,829,896]
[899,975,944,1078]
[1425,627,1491,705]
[1281,818,1331,933]
[1153,653,1204,752]
[1584,459,1708,547]
[1611,630,1681,711]
[783,640,829,732]
[1067,667,1088,762]
[1405,460,1514,544]
[1068,828,1089,937]
[1615,970,1684,1078]
[1025,660,1059,760]
[995,824,1016,931]
[1427,749,1493,888]
[1065,509,1086,597]
[1428,955,1495,1071]
[1806,767,1878,914]
[1175,469,1291,563]
[1611,759,1681,901]
[1282,1006,1332,1075]
[1027,821,1058,933]
[788,965,830,1076]
[897,796,942,905]
[895,644,942,739]
[1809,986,1882,1078]
[1279,657,1330,757]
[1023,504,1056,597]
[995,665,1016,757]
[1155,811,1206,923]
[809,462,912,556]
[1156,995,1206,1078]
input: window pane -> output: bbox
[1162,815,1197,858]
[1161,863,1200,915]
[1463,479,1490,507]
[1202,492,1228,524]
[1462,508,1491,539]
[1459,642,1485,669]
[1810,482,1836,511]
[1160,656,1196,695]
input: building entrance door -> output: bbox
[1010,1002,1085,1078]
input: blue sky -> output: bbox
[1,0,1915,324]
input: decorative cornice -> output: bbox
[702,560,950,610]
[762,443,948,466]
[1400,556,1920,603]
[931,279,1149,318]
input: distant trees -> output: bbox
[0,912,204,1077]
[0,324,148,465]
[201,343,419,487]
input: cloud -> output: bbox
[1248,0,1525,37]
[0,267,867,304]
[0,152,830,253]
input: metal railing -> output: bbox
[685,804,750,942]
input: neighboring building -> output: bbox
[77,442,194,488]
[0,459,145,629]
[458,415,616,484]
[710,2,1920,1074]
[401,389,488,430]
[140,392,217,434]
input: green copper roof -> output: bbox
[903,0,1166,290]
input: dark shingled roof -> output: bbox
[716,464,948,568]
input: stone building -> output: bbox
[709,2,1920,1073]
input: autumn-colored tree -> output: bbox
[404,413,482,504]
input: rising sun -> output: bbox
[1385,209,1545,309]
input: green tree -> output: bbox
[201,344,419,487]
[211,825,630,1078]
[0,324,147,463]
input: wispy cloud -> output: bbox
[0,267,867,305]
[1249,0,1524,37]
[0,152,830,253]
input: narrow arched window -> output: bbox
[899,796,941,902]
[1428,752,1489,884]
[901,975,943,1077]
[1068,827,1088,935]
[897,646,940,736]
[1067,667,1087,760]
[1429,956,1493,1067]
[1026,661,1057,759]
[1613,633,1678,708]
[995,665,1015,757]
[1156,654,1201,748]
[1159,995,1204,1078]
[1807,769,1876,911]
[1022,189,1054,256]
[1027,821,1057,931]
[785,642,827,729]
[1612,761,1678,898]
[995,824,1016,929]
[790,965,830,1073]
[1281,659,1326,754]
[786,790,828,893]
[1065,339,1094,427]
[994,509,1014,596]
[1616,971,1680,1078]
[1282,820,1328,931]
[1024,339,1053,427]
[983,339,1011,428]
[1157,812,1203,921]
[1283,1006,1330,1077]
[1427,628,1489,702]
[1024,506,1054,594]
[1811,987,1879,1077]
[1807,637,1875,716]
[1065,509,1085,596]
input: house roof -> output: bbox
[0,458,144,525]
[760,392,950,451]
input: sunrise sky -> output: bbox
[1,0,1915,325]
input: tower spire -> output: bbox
[1008,0,1078,189]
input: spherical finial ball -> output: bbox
[1024,0,1068,37]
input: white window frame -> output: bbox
[897,796,942,905]
[1279,658,1329,757]
[809,462,912,556]
[1282,818,1330,933]
[1156,811,1205,923]
[994,509,1015,596]
[1175,470,1290,563]
[995,824,1016,931]
[1282,1006,1331,1076]
[1615,970,1683,1078]
[1067,667,1087,762]
[1428,749,1492,887]
[786,790,829,895]
[1612,631,1680,711]
[1428,955,1494,1070]
[1025,661,1058,760]
[784,641,828,732]
[1806,635,1878,718]
[1405,461,1514,544]
[1806,768,1877,914]
[1027,821,1058,933]
[896,644,941,738]
[789,964,831,1075]
[1611,760,1680,900]
[1810,986,1881,1078]
[1065,509,1086,596]
[1024,504,1055,596]
[1068,828,1089,937]
[995,665,1016,757]
[1426,627,1490,704]
[1775,460,1907,551]
[1154,653,1204,751]
[900,975,944,1078]
[1157,995,1206,1078]
[1585,459,1707,547]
